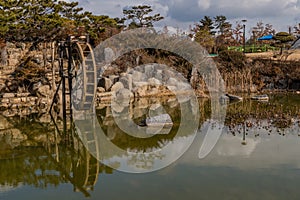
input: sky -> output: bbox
[76,0,300,37]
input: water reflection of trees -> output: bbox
[97,94,300,141]
[225,94,300,134]
[0,117,112,196]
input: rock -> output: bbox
[155,69,163,81]
[103,118,115,126]
[133,81,148,88]
[163,69,175,79]
[12,98,21,104]
[167,98,179,108]
[278,79,288,89]
[167,86,177,92]
[108,75,119,84]
[98,77,112,91]
[31,81,42,92]
[115,88,131,100]
[176,82,191,91]
[167,77,178,87]
[119,77,129,88]
[3,93,15,98]
[97,87,105,93]
[106,126,117,140]
[148,77,161,86]
[127,74,133,91]
[131,70,146,82]
[146,114,173,127]
[111,102,125,113]
[145,64,154,77]
[177,95,192,103]
[16,93,30,97]
[0,103,10,109]
[104,47,115,63]
[149,103,162,111]
[0,115,12,130]
[111,82,124,92]
[1,98,10,103]
[37,85,51,97]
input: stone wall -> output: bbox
[0,42,55,117]
[0,93,49,117]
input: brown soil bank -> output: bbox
[214,51,300,93]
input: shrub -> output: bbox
[218,50,246,70]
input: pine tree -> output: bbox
[123,5,164,28]
[0,0,90,42]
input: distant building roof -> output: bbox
[257,34,273,40]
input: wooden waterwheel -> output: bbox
[70,41,97,111]
[49,37,97,134]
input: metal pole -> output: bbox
[242,122,247,145]
[243,24,246,53]
[241,19,247,53]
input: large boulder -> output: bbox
[104,47,116,63]
[115,88,131,100]
[119,76,131,90]
[111,82,124,92]
[148,77,161,86]
[131,70,146,82]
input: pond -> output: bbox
[0,94,300,200]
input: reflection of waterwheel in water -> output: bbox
[71,42,97,111]
[73,148,100,192]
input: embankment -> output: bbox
[0,42,300,117]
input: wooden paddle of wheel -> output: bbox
[71,42,97,111]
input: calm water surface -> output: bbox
[0,94,300,200]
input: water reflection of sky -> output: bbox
[99,119,300,173]
[180,121,300,170]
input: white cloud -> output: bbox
[76,0,300,32]
[198,0,211,10]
